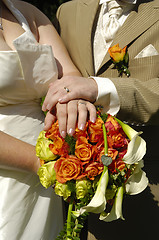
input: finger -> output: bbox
[77,101,88,130]
[42,82,67,111]
[86,102,97,123]
[58,90,81,103]
[44,111,56,131]
[67,100,78,136]
[56,103,67,138]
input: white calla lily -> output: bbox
[123,132,146,165]
[115,118,146,165]
[125,160,148,195]
[80,167,109,215]
[115,117,138,140]
[100,185,125,222]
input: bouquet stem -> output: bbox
[66,201,74,239]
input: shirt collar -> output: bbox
[99,0,137,4]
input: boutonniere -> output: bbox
[108,44,130,77]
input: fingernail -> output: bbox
[61,131,66,138]
[68,128,74,136]
[79,123,85,131]
[46,104,51,110]
[91,117,96,123]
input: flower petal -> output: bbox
[125,162,148,195]
[80,167,109,214]
[123,132,146,164]
[100,186,125,222]
[114,118,137,140]
[37,161,56,188]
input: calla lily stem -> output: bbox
[66,200,74,239]
[102,122,108,155]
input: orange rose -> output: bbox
[92,140,104,163]
[105,114,122,133]
[88,118,104,143]
[75,136,92,163]
[49,136,69,156]
[108,44,127,63]
[74,122,88,138]
[85,162,104,180]
[54,155,82,183]
[45,121,59,140]
[111,133,128,149]
[109,156,126,174]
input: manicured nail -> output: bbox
[91,117,96,123]
[68,128,74,136]
[46,104,51,110]
[61,131,66,138]
[79,123,85,131]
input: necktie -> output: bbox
[103,0,123,42]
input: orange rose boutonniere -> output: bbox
[108,43,130,77]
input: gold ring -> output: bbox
[64,87,70,93]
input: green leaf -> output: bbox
[76,224,83,229]
[100,113,108,123]
[73,229,81,233]
[101,155,112,166]
[65,134,76,155]
[73,237,80,240]
[124,52,129,65]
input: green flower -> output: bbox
[37,161,56,188]
[36,131,57,161]
[105,185,117,200]
[55,181,71,201]
[76,179,92,199]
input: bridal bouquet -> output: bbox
[36,112,148,240]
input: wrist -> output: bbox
[32,155,41,174]
[88,77,98,102]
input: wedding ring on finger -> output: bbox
[78,102,86,106]
[64,87,70,93]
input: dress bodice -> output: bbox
[0,0,58,144]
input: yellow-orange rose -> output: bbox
[85,162,104,180]
[108,44,127,63]
[54,155,82,183]
[45,121,59,140]
[98,148,118,163]
[75,136,92,163]
[88,118,104,143]
[49,136,69,156]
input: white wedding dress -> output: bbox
[0,0,63,239]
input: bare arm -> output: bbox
[0,131,40,173]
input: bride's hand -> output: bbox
[44,100,96,138]
[42,76,98,112]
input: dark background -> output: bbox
[24,0,69,21]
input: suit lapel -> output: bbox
[76,0,99,76]
[97,0,159,74]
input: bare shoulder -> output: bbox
[11,0,51,39]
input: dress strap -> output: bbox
[2,0,37,42]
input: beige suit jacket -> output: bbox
[55,1,159,239]
[56,0,159,125]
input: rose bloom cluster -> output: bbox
[44,114,129,184]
